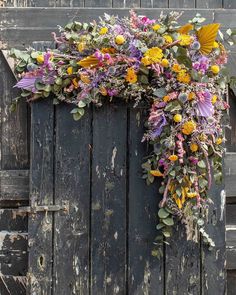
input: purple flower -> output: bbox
[197,90,214,117]
[14,76,39,93]
[148,109,167,139]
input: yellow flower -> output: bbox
[115,35,126,45]
[99,86,107,96]
[161,59,169,67]
[125,68,138,84]
[182,121,196,135]
[163,95,170,102]
[80,74,90,84]
[144,47,163,64]
[72,78,78,88]
[199,134,207,141]
[77,42,86,52]
[190,143,198,152]
[211,95,218,104]
[172,63,182,73]
[99,27,108,35]
[101,47,116,54]
[213,41,219,48]
[36,55,44,64]
[67,66,73,75]
[211,65,220,74]
[179,34,193,46]
[178,23,194,34]
[78,55,99,68]
[152,24,161,31]
[169,155,178,161]
[141,56,151,66]
[216,138,223,145]
[150,170,163,177]
[187,192,198,198]
[163,35,173,44]
[173,114,182,123]
[177,70,191,84]
[188,92,196,101]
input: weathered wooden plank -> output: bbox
[0,170,29,201]
[196,0,222,8]
[91,103,127,294]
[225,87,236,152]
[53,104,91,294]
[0,51,29,169]
[226,225,236,269]
[113,0,140,8]
[225,153,236,197]
[0,275,27,295]
[141,0,168,8]
[0,209,27,231]
[165,225,200,295]
[0,232,27,276]
[28,97,54,294]
[226,204,236,225]
[168,0,195,8]
[201,180,226,295]
[227,270,236,295]
[224,0,236,9]
[128,107,164,294]
[85,0,112,7]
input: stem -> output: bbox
[160,177,171,207]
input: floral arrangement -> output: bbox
[11,10,233,257]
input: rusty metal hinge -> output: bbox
[15,197,69,215]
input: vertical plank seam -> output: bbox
[51,103,56,295]
[125,106,130,295]
[89,105,93,295]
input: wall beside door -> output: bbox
[0,1,236,294]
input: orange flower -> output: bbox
[150,170,163,177]
[125,68,138,84]
[168,155,178,161]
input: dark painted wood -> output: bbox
[227,270,236,295]
[169,0,195,8]
[141,0,168,8]
[85,0,112,7]
[0,209,27,231]
[226,204,236,224]
[201,180,226,295]
[196,0,222,8]
[165,225,201,295]
[28,97,54,294]
[224,0,236,9]
[225,153,236,197]
[0,170,29,201]
[113,0,140,8]
[0,275,27,295]
[128,107,164,294]
[91,103,127,294]
[53,104,91,294]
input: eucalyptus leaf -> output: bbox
[158,208,170,219]
[162,217,174,226]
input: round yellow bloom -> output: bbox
[77,42,86,52]
[213,41,219,48]
[36,55,44,64]
[150,170,163,177]
[211,95,218,104]
[182,121,196,135]
[190,143,198,152]
[144,47,163,64]
[163,95,170,102]
[67,66,73,75]
[152,24,161,31]
[169,155,178,162]
[216,138,223,145]
[80,74,90,84]
[211,65,220,74]
[164,35,173,44]
[99,27,108,35]
[177,70,191,84]
[115,35,126,45]
[161,59,169,67]
[179,34,193,46]
[188,92,196,101]
[125,68,138,84]
[172,63,182,73]
[141,56,151,66]
[173,114,182,123]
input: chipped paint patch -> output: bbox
[220,190,225,221]
[114,231,118,240]
[111,147,117,170]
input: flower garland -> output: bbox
[11,11,233,257]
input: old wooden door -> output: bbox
[0,4,236,295]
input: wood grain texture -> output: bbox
[225,153,236,197]
[112,0,140,8]
[141,0,168,8]
[53,104,91,294]
[85,0,112,7]
[196,0,222,8]
[128,107,164,294]
[28,97,54,294]
[91,103,127,294]
[168,0,195,8]
[227,270,236,295]
[0,275,27,295]
[224,0,236,9]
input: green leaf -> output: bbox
[158,208,170,219]
[197,160,206,169]
[162,217,174,226]
[55,77,63,85]
[78,101,86,108]
[162,230,171,238]
[73,113,82,121]
[153,88,167,98]
[156,223,165,230]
